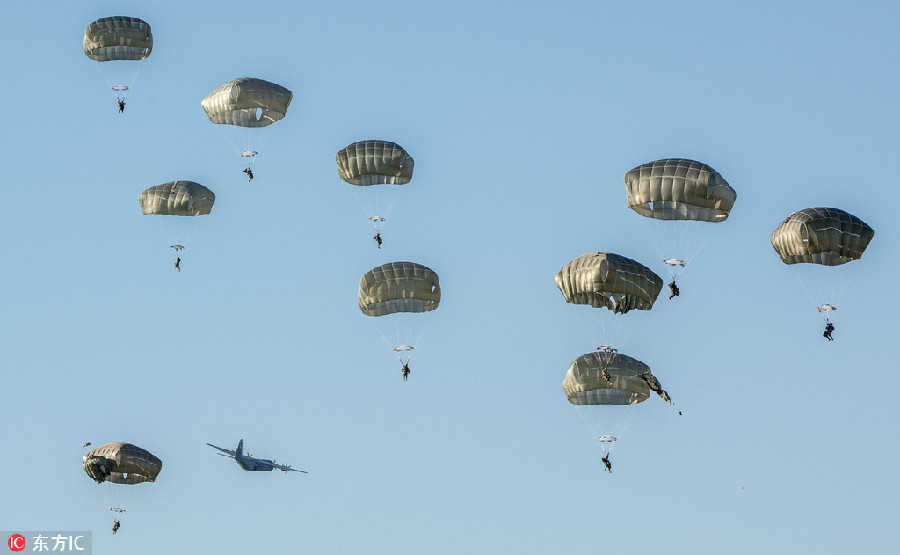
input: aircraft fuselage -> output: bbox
[235,456,275,471]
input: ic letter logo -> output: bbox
[7,534,26,552]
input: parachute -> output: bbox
[83,17,152,62]
[83,442,162,485]
[201,78,292,127]
[359,262,440,316]
[83,17,152,102]
[770,207,874,266]
[359,262,440,364]
[555,252,662,314]
[771,207,874,322]
[625,158,735,223]
[201,78,293,172]
[624,158,736,281]
[83,442,161,527]
[555,252,661,365]
[563,351,653,406]
[563,351,666,455]
[337,140,414,186]
[336,140,415,236]
[139,181,215,217]
[139,181,215,258]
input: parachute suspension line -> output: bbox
[214,124,242,161]
[604,313,636,351]
[354,187,400,229]
[117,65,142,99]
[92,62,114,91]
[577,310,638,354]
[92,61,144,102]
[574,405,636,455]
[152,217,202,256]
[247,128,271,166]
[372,323,418,365]
[679,224,712,275]
[574,406,600,443]
[383,192,400,222]
[372,322,402,357]
[605,410,637,455]
[677,223,715,276]
[94,63,125,100]
[790,264,854,321]
[640,219,716,281]
[100,484,133,524]
[640,218,672,267]
[371,314,432,364]
[354,193,372,224]
[213,124,271,170]
[379,193,399,226]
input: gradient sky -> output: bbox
[1,1,898,553]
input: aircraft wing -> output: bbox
[206,443,236,458]
[269,461,308,473]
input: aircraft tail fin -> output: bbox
[236,439,244,457]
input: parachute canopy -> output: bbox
[562,352,655,406]
[336,140,414,186]
[624,158,735,222]
[359,262,440,317]
[83,442,162,485]
[771,207,874,266]
[83,17,153,62]
[139,181,215,216]
[555,252,662,314]
[201,78,292,128]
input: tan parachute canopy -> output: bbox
[82,442,162,485]
[201,78,292,128]
[336,140,414,186]
[83,17,153,62]
[139,181,215,216]
[771,207,875,266]
[359,262,440,317]
[555,252,662,314]
[624,158,736,222]
[562,352,654,406]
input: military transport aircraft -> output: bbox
[206,439,307,473]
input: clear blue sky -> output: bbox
[1,1,897,553]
